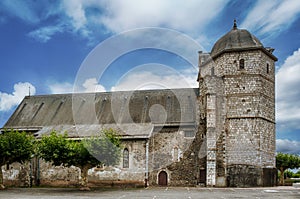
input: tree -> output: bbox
[284,170,294,178]
[295,170,300,178]
[0,130,34,189]
[37,128,121,189]
[276,152,300,185]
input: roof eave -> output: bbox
[0,126,42,132]
[211,47,278,61]
[200,47,278,67]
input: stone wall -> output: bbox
[199,69,227,187]
[2,162,30,187]
[38,160,80,186]
[226,118,261,165]
[78,139,148,187]
[226,165,277,187]
[148,121,206,186]
[199,48,276,187]
[227,165,263,187]
[2,139,147,188]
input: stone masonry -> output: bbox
[198,21,277,187]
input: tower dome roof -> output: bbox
[210,20,264,59]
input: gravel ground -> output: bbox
[0,186,299,199]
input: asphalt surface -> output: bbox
[0,186,299,199]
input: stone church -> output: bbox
[1,21,277,187]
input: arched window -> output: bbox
[267,63,270,74]
[239,59,245,69]
[174,147,179,162]
[123,148,129,168]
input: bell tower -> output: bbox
[198,20,277,187]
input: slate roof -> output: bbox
[210,21,277,61]
[3,88,199,138]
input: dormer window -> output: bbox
[239,59,245,70]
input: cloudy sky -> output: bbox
[0,0,300,154]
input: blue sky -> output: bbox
[0,0,300,154]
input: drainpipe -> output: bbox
[29,160,32,187]
[36,157,40,186]
[145,139,149,187]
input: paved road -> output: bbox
[0,187,299,199]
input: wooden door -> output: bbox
[199,169,206,184]
[158,171,168,186]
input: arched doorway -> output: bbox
[199,168,206,184]
[158,171,168,186]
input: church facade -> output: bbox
[1,22,277,187]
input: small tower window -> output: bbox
[173,147,179,162]
[239,59,245,70]
[211,67,215,76]
[123,148,129,168]
[267,63,270,74]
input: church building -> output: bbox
[2,21,277,187]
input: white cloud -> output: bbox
[28,25,64,43]
[241,0,300,35]
[48,78,106,94]
[276,139,300,154]
[1,0,229,44]
[276,48,300,126]
[0,82,36,112]
[48,82,74,94]
[62,0,87,30]
[82,78,106,92]
[48,0,228,42]
[111,65,198,91]
[99,0,228,33]
[60,0,228,34]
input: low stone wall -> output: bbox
[2,162,30,187]
[2,160,145,188]
[293,182,300,188]
[226,165,277,187]
[39,161,80,187]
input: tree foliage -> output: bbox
[82,128,121,167]
[283,169,300,178]
[0,130,34,188]
[276,152,300,185]
[37,128,121,188]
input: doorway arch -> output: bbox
[158,171,168,186]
